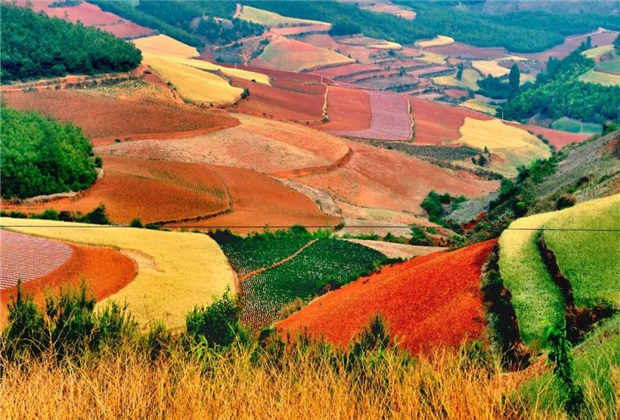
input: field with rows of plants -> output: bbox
[240,237,387,329]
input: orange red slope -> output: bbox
[278,239,497,353]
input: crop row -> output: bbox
[241,239,387,329]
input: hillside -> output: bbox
[0,4,142,83]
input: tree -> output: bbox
[509,64,520,91]
[614,33,620,54]
[456,63,464,80]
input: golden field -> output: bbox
[416,35,454,48]
[240,5,327,27]
[472,60,510,77]
[0,218,235,329]
[141,52,243,104]
[133,34,199,58]
[169,56,271,85]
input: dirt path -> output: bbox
[239,239,318,282]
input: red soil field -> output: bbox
[410,66,451,77]
[2,157,231,225]
[505,122,590,150]
[169,165,341,233]
[1,238,136,324]
[96,114,350,175]
[1,231,73,290]
[444,89,470,99]
[320,87,372,132]
[300,34,375,64]
[523,31,619,62]
[218,62,329,87]
[330,91,411,141]
[231,77,325,122]
[312,63,380,79]
[278,240,496,353]
[18,0,152,38]
[426,42,507,60]
[408,97,492,145]
[3,90,239,146]
[296,140,499,213]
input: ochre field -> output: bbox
[1,218,235,330]
[278,240,496,352]
[133,34,199,58]
[259,38,354,72]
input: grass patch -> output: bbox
[551,117,603,135]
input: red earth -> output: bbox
[319,86,372,132]
[312,63,380,79]
[408,97,493,145]
[17,0,152,38]
[426,42,507,60]
[278,240,497,353]
[231,76,325,123]
[1,238,136,325]
[3,90,239,146]
[2,157,231,225]
[505,122,590,150]
[296,140,499,214]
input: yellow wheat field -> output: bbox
[169,56,271,85]
[456,118,551,177]
[141,53,243,104]
[368,40,402,50]
[0,218,235,330]
[133,34,199,58]
[416,35,454,48]
[472,60,510,77]
[240,5,327,27]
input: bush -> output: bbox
[76,204,111,225]
[94,155,103,168]
[186,289,245,348]
[556,193,577,210]
[130,218,144,228]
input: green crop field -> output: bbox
[499,212,566,348]
[241,238,387,329]
[551,117,603,135]
[596,59,620,74]
[433,68,483,90]
[542,194,620,309]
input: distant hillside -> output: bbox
[0,4,142,83]
[451,129,620,241]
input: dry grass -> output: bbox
[141,52,243,104]
[132,34,199,58]
[168,57,271,86]
[472,60,510,77]
[416,35,455,48]
[0,218,235,330]
[0,342,568,420]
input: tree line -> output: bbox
[0,4,142,83]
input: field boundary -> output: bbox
[239,239,318,282]
[268,146,353,179]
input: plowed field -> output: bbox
[259,38,354,72]
[278,240,496,353]
[320,87,372,132]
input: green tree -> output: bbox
[456,63,464,81]
[509,64,520,91]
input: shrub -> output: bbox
[76,204,111,225]
[556,193,576,210]
[94,155,103,168]
[130,218,144,228]
[186,289,245,348]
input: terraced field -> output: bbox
[258,38,354,72]
[551,117,603,135]
[278,240,495,353]
[416,36,454,49]
[237,238,387,329]
[433,68,483,90]
[133,35,199,58]
[459,99,500,115]
[579,61,620,86]
[320,87,371,132]
[240,5,327,27]
[1,218,235,330]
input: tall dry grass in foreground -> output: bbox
[2,342,567,420]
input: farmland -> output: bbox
[320,87,372,132]
[416,35,454,49]
[240,5,327,28]
[99,114,349,175]
[278,240,495,353]
[504,122,590,150]
[542,194,620,309]
[258,38,354,72]
[329,91,412,141]
[140,53,243,105]
[456,118,551,177]
[579,64,620,86]
[459,99,500,115]
[1,217,235,330]
[551,117,603,135]
[133,34,199,58]
[472,60,511,77]
[2,90,239,145]
[240,237,387,329]
[499,212,566,348]
[432,68,483,90]
[2,156,231,225]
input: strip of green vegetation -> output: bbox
[551,117,603,135]
[543,195,620,310]
[519,315,620,417]
[499,212,566,349]
[1,108,98,199]
[213,227,315,278]
[242,237,387,329]
[0,4,141,83]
